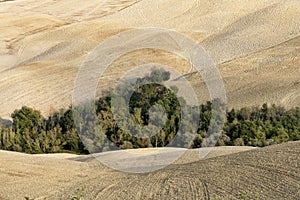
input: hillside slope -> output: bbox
[0,142,298,199]
[0,0,299,119]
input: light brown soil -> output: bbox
[0,0,299,119]
[0,142,298,199]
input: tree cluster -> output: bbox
[0,68,299,154]
[0,106,86,154]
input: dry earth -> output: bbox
[0,0,299,119]
[0,142,299,199]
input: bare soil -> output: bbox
[0,0,299,119]
[0,143,298,199]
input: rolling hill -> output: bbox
[0,0,299,119]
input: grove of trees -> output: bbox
[0,68,299,154]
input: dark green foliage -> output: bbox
[11,106,42,132]
[0,106,87,154]
[94,70,182,150]
[222,104,300,147]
